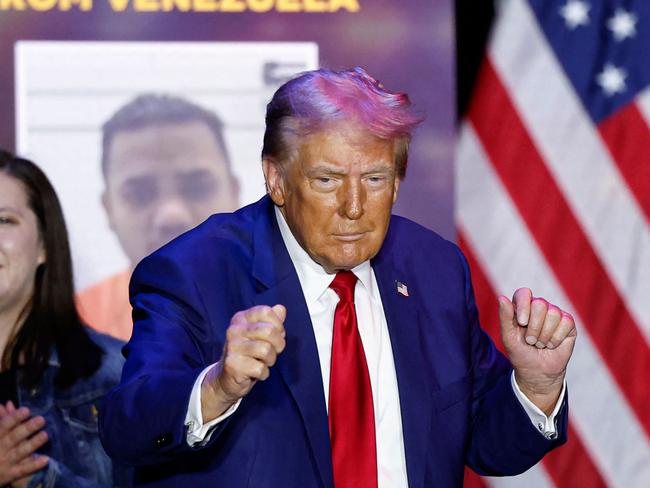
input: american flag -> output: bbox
[396,280,409,297]
[456,0,650,486]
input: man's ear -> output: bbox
[392,176,401,204]
[262,158,286,207]
[101,189,116,232]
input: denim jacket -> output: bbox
[16,329,131,488]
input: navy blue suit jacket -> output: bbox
[100,196,567,487]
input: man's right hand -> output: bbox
[201,304,287,422]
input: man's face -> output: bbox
[264,122,400,274]
[103,121,239,266]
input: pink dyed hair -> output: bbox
[262,67,423,179]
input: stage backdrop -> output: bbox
[0,1,455,339]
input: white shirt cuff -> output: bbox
[511,371,566,440]
[185,363,241,446]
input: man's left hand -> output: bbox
[499,288,577,416]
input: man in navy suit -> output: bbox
[100,68,577,487]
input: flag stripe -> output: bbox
[457,123,650,487]
[460,234,608,488]
[468,58,650,438]
[598,102,650,222]
[542,425,608,488]
[638,88,650,128]
[458,233,504,352]
[489,0,650,344]
[457,0,650,484]
[483,466,553,488]
[464,468,489,488]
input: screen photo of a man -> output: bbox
[78,95,240,339]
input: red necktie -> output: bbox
[328,271,378,488]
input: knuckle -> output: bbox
[249,305,272,318]
[8,448,19,463]
[258,341,272,358]
[546,304,561,318]
[259,366,270,381]
[551,331,565,343]
[263,325,278,339]
[255,323,273,339]
[222,354,240,373]
[230,336,248,350]
[531,297,548,310]
[230,310,246,323]
[226,326,239,342]
[6,430,19,445]
[527,322,541,332]
[527,319,542,331]
[536,333,551,344]
[561,312,575,325]
[254,363,266,378]
[223,339,237,355]
[266,354,277,367]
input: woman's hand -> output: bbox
[0,402,49,486]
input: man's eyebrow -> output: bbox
[177,168,216,178]
[305,165,347,176]
[362,164,394,175]
[120,174,156,187]
[305,164,394,176]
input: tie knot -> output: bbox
[329,271,357,302]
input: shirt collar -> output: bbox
[274,206,376,305]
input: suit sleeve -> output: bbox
[455,247,569,475]
[98,252,228,466]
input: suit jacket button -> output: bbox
[154,434,172,448]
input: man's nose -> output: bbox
[151,197,195,246]
[340,180,365,220]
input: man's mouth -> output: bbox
[333,233,366,242]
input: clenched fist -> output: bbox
[201,304,287,422]
[499,288,577,415]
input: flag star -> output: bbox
[559,0,590,29]
[596,64,627,96]
[607,8,637,41]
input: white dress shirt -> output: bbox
[184,206,566,484]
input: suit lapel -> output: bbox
[373,250,435,488]
[252,198,334,488]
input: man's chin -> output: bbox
[319,255,370,274]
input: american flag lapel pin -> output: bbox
[396,280,409,297]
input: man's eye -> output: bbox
[120,180,158,207]
[367,175,387,185]
[312,176,337,189]
[179,176,217,202]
